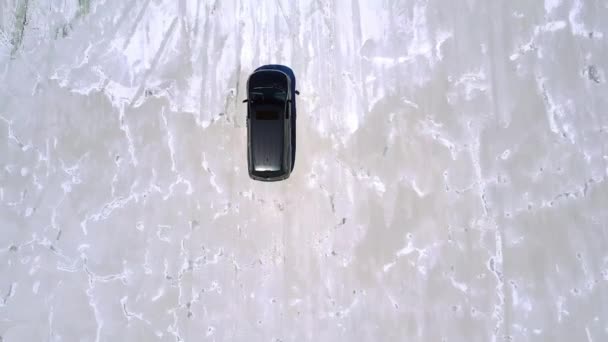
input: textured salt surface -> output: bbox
[1,0,607,341]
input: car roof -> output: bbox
[249,111,285,173]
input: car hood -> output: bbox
[248,70,288,91]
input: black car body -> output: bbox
[244,65,298,181]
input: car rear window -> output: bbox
[256,110,279,120]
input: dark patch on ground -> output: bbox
[10,0,29,57]
[586,65,601,84]
[55,0,91,39]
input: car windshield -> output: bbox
[250,86,286,105]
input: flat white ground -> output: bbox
[1,0,607,341]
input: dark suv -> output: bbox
[244,65,298,181]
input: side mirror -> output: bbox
[295,90,300,95]
[242,99,248,103]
